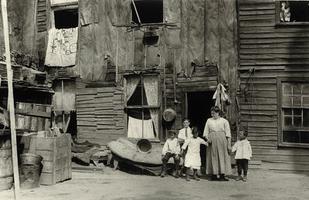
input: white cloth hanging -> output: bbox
[212,83,230,110]
[127,116,155,139]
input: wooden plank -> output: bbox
[240,114,277,122]
[240,104,277,110]
[239,97,277,105]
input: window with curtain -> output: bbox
[280,82,309,147]
[125,74,160,139]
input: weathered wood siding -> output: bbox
[238,0,309,170]
[75,0,238,142]
[76,85,125,145]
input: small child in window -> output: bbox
[232,129,252,182]
[181,127,208,181]
[161,130,181,178]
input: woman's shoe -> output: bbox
[219,175,229,181]
[210,175,218,181]
[243,176,247,182]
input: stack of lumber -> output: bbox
[76,86,125,145]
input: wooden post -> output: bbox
[1,0,21,199]
[61,79,65,130]
[115,28,119,83]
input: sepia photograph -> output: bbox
[0,0,309,199]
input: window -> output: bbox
[131,0,163,24]
[124,73,160,139]
[280,81,309,147]
[276,1,309,24]
[54,8,78,29]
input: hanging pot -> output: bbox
[162,108,176,122]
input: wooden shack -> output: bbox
[237,0,309,171]
[73,0,238,145]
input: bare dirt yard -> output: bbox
[1,167,308,200]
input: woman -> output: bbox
[203,106,231,181]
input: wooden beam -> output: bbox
[1,0,20,199]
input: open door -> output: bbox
[187,91,214,173]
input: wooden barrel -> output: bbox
[0,136,13,191]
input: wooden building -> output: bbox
[237,0,309,171]
[73,0,238,144]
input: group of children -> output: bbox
[161,119,252,182]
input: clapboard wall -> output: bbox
[238,0,309,171]
[76,85,125,145]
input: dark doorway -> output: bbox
[187,91,214,173]
[187,91,214,134]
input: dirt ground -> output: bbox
[0,167,308,200]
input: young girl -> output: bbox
[181,127,208,181]
[232,129,252,182]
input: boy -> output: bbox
[178,119,192,175]
[232,129,252,182]
[178,119,192,145]
[161,130,181,178]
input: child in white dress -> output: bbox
[232,129,252,182]
[181,127,208,181]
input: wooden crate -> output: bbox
[21,134,72,185]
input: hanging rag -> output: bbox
[212,83,231,110]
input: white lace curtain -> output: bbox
[143,76,159,137]
[125,76,140,102]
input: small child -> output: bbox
[161,130,181,178]
[232,129,252,182]
[181,127,208,181]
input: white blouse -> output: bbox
[203,117,231,139]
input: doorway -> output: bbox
[187,91,214,134]
[187,91,214,173]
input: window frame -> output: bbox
[275,0,309,26]
[124,72,161,139]
[278,77,309,148]
[50,1,79,29]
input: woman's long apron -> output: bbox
[206,131,231,175]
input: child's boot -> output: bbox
[186,168,190,181]
[235,175,242,181]
[175,170,180,178]
[193,170,200,181]
[160,163,167,177]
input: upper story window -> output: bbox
[131,0,163,24]
[276,1,309,25]
[54,8,78,29]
